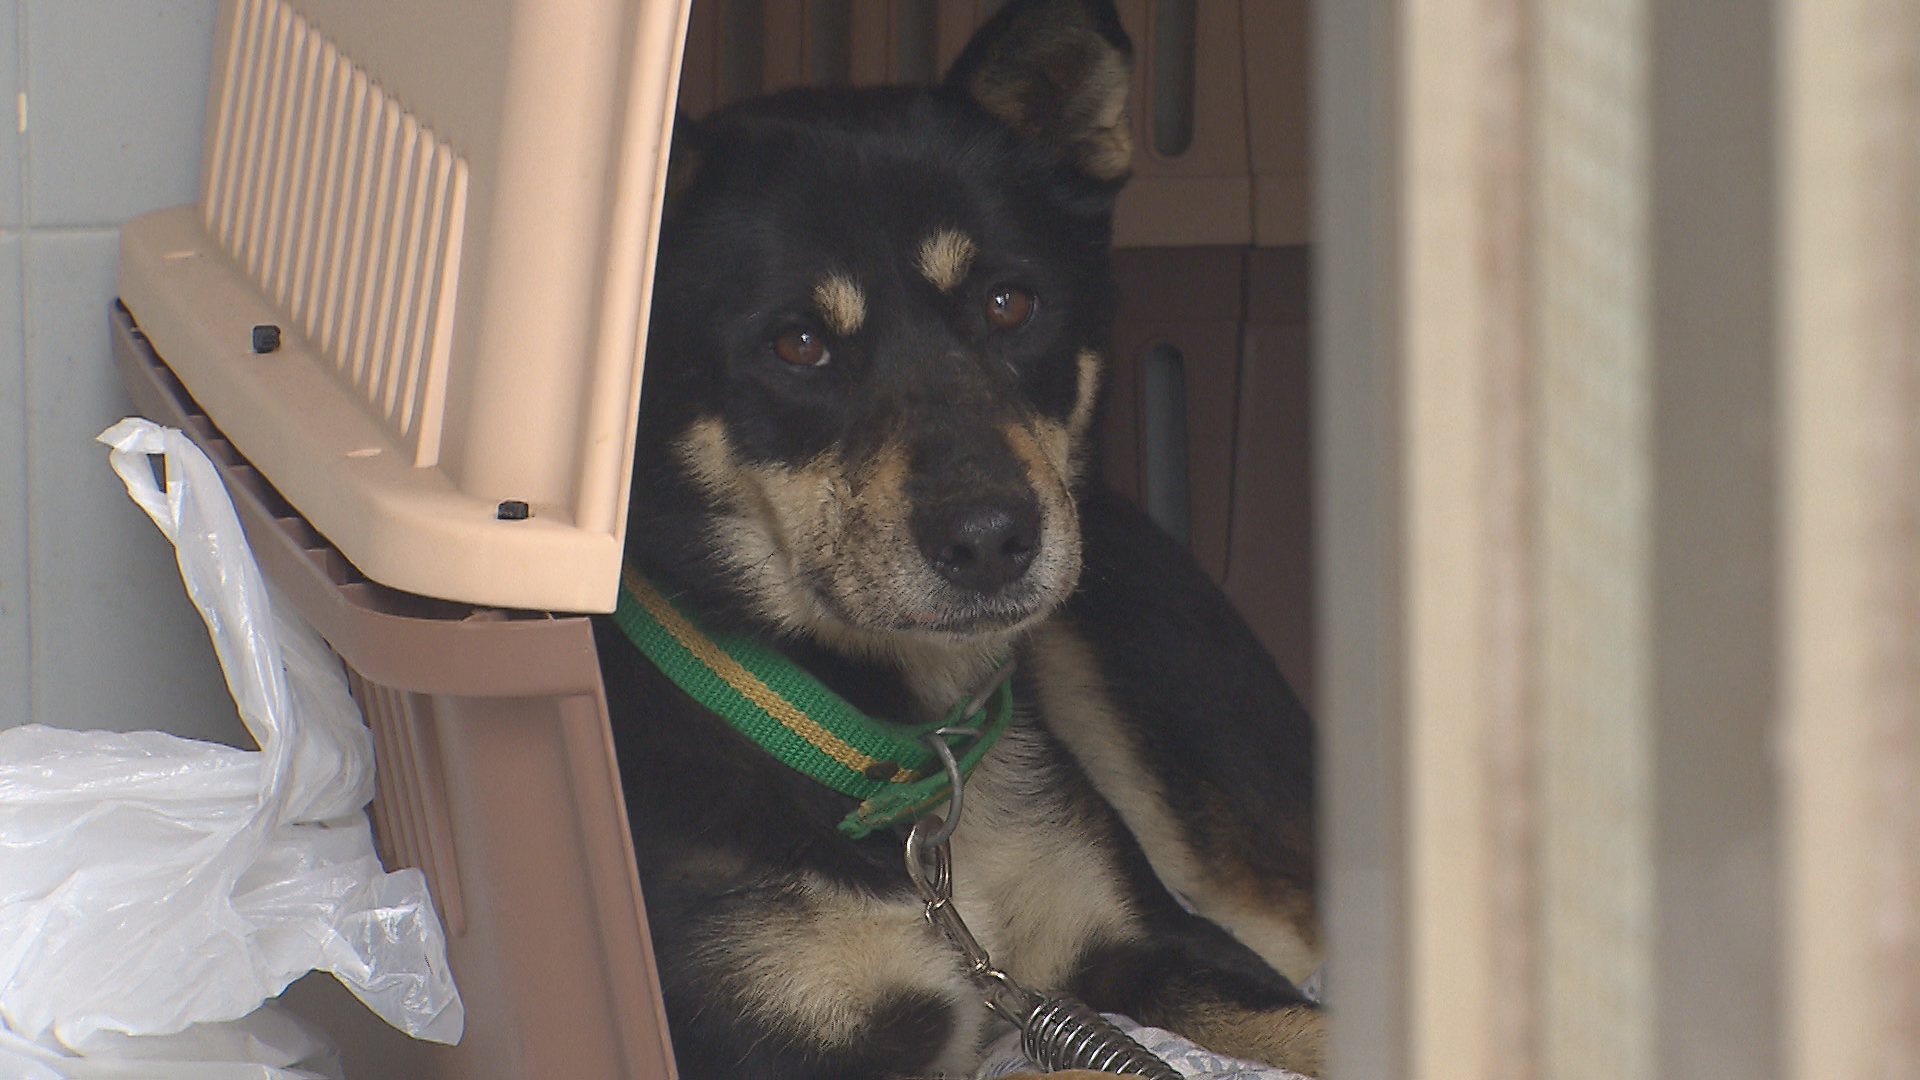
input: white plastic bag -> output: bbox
[0,1000,341,1079]
[0,418,463,1065]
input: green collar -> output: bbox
[612,568,1014,838]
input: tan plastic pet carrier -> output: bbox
[113,2,1312,1077]
[118,0,692,614]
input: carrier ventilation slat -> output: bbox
[352,674,468,938]
[204,0,469,468]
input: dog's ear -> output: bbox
[944,0,1134,181]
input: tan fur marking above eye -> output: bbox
[814,272,866,335]
[917,228,978,292]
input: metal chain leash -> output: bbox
[903,664,1183,1080]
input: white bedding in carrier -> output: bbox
[974,1013,1312,1080]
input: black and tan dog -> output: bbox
[593,2,1320,1076]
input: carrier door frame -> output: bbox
[1317,0,1920,1076]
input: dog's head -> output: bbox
[629,0,1131,655]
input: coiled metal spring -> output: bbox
[1020,993,1184,1080]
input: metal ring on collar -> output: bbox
[915,657,1018,849]
[917,727,972,848]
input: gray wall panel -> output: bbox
[1,0,243,746]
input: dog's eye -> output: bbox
[772,326,830,367]
[985,286,1036,330]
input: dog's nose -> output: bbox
[914,497,1041,594]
